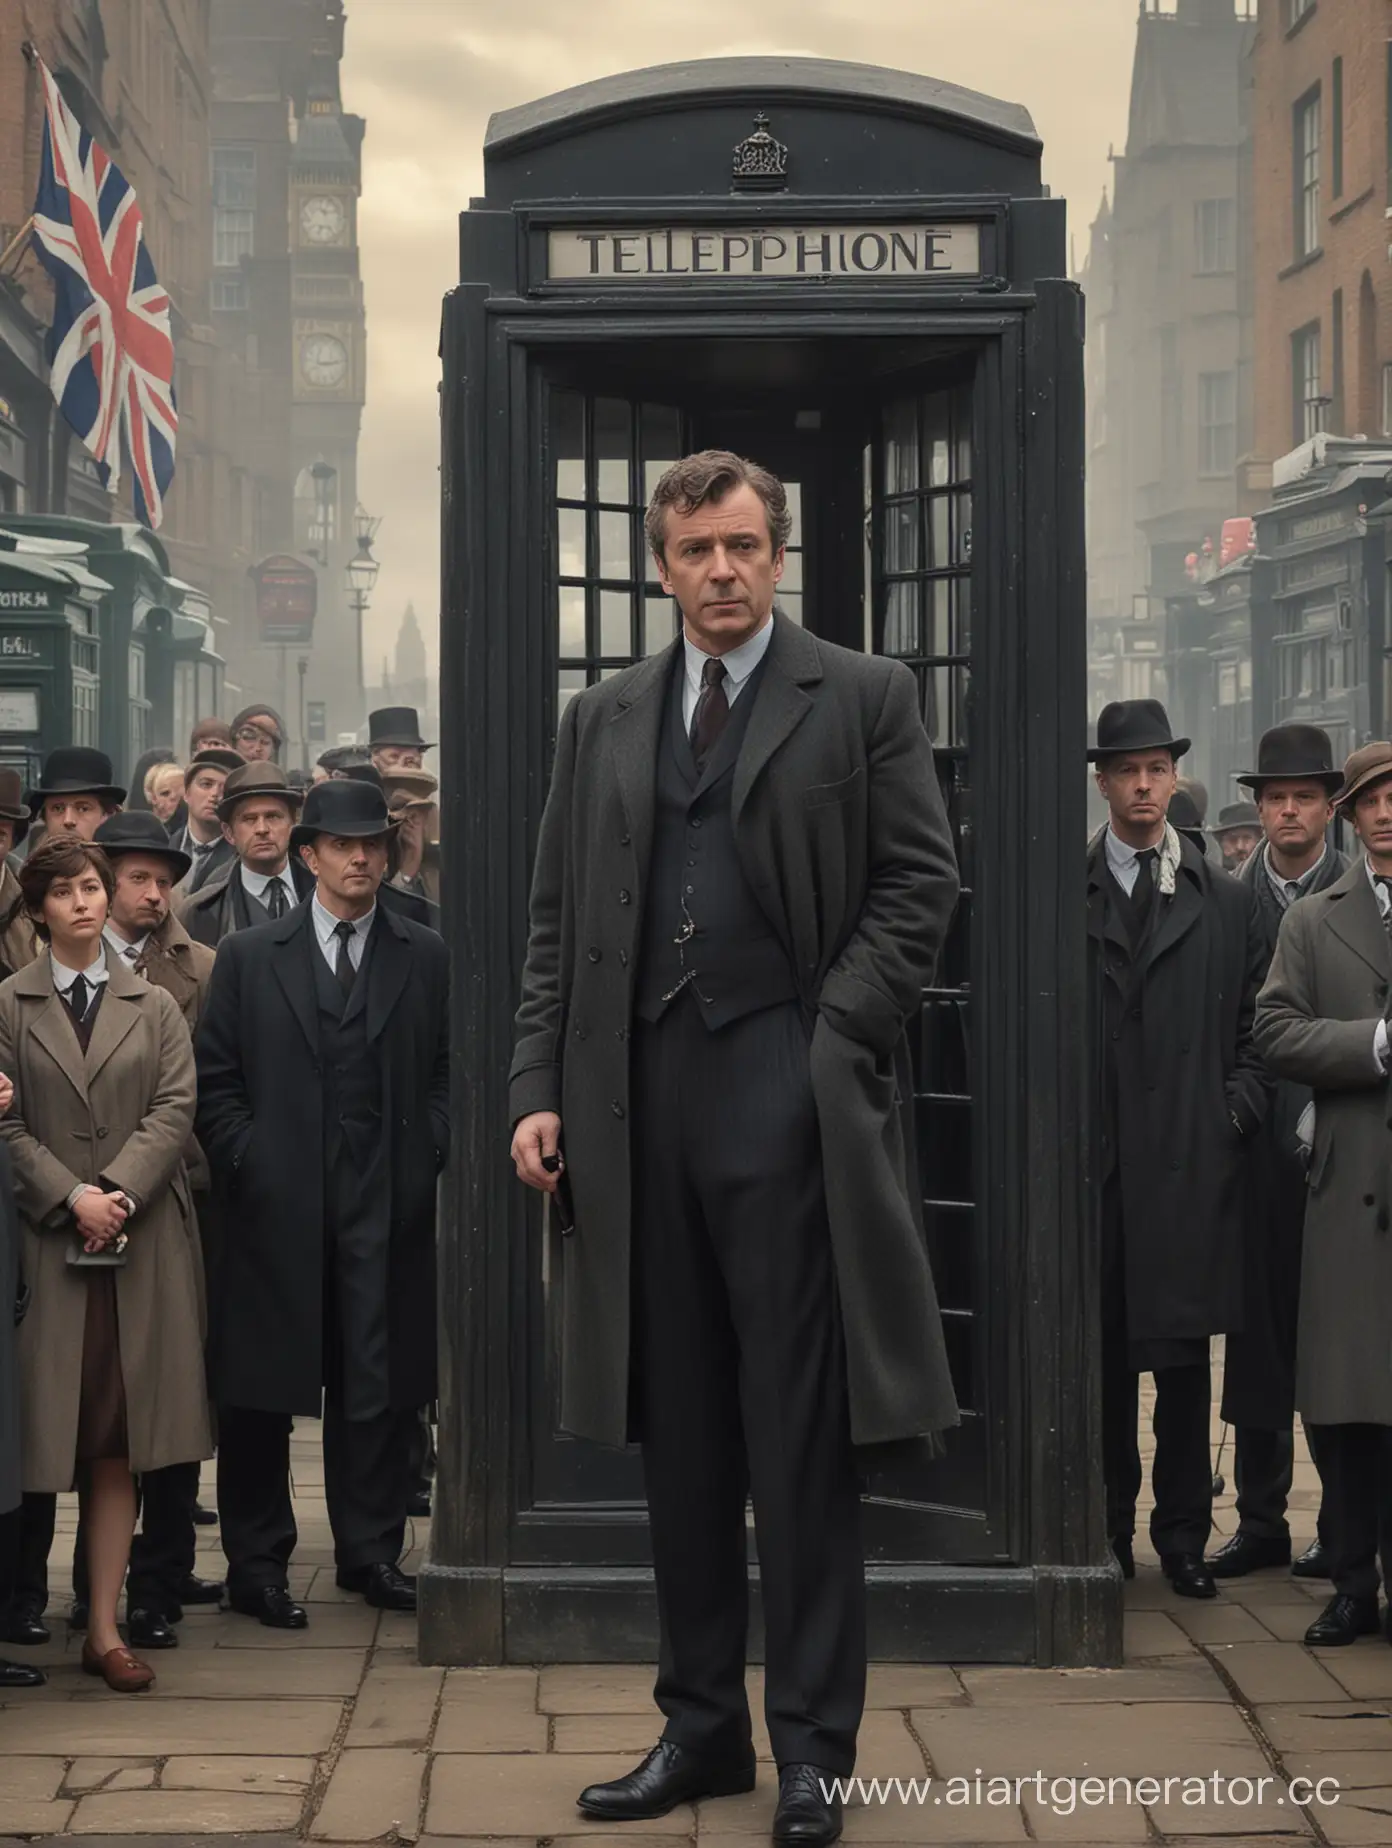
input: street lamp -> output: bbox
[344,505,381,710]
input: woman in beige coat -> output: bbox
[0,837,210,1692]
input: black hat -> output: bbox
[1167,788,1208,854]
[290,778,393,853]
[340,762,385,789]
[26,747,126,811]
[1208,801,1262,838]
[184,747,243,783]
[1087,700,1190,765]
[0,768,29,845]
[93,811,192,884]
[1235,723,1344,793]
[368,706,432,750]
[216,761,304,824]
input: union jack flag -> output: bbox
[29,57,177,529]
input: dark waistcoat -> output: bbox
[634,650,797,1031]
[311,928,382,1176]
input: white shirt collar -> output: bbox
[682,614,774,698]
[311,895,376,949]
[51,945,109,991]
[1265,840,1328,904]
[241,862,294,901]
[1367,856,1391,916]
[1104,827,1143,873]
[102,924,149,963]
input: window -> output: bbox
[1288,0,1315,25]
[211,275,246,311]
[1160,325,1181,476]
[1295,88,1322,259]
[1195,198,1235,274]
[212,147,254,269]
[1332,58,1344,199]
[1293,322,1325,442]
[1332,287,1344,429]
[1199,372,1237,477]
[1382,362,1392,436]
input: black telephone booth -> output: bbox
[426,58,1112,1669]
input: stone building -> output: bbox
[1079,0,1257,778]
[210,0,367,745]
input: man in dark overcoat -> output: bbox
[510,450,960,1845]
[1255,740,1392,1647]
[178,763,310,948]
[1210,727,1346,1584]
[195,779,448,1628]
[0,1129,44,1688]
[1087,700,1269,1601]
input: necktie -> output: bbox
[689,656,730,769]
[1132,847,1158,914]
[333,920,358,997]
[65,974,88,1022]
[266,878,288,920]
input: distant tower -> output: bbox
[394,603,427,690]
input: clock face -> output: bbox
[300,194,346,244]
[300,333,349,389]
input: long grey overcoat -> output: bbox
[509,614,963,1449]
[1255,858,1392,1426]
[0,1140,21,1515]
[0,952,211,1491]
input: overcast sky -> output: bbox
[341,0,1141,678]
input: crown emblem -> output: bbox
[731,112,789,192]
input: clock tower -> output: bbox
[289,48,366,738]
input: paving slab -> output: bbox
[135,1646,365,1698]
[1144,1788,1315,1837]
[537,1663,663,1714]
[0,1696,344,1758]
[67,1788,306,1833]
[1317,1787,1392,1844]
[698,1781,1029,1840]
[0,1798,76,1834]
[1123,1610,1195,1658]
[864,1665,965,1707]
[310,1746,427,1841]
[433,1667,547,1754]
[1171,1604,1279,1647]
[1203,1642,1349,1705]
[956,1658,1229,1704]
[427,1752,697,1835]
[64,1763,157,1795]
[1319,1648,1392,1700]
[1253,1704,1392,1754]
[161,1756,316,1794]
[343,1659,443,1748]
[213,1602,379,1649]
[1023,1788,1153,1840]
[1274,1751,1392,1791]
[911,1701,1266,1780]
[1,1759,66,1801]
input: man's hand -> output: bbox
[72,1188,130,1251]
[511,1111,563,1193]
[0,1072,12,1115]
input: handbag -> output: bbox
[65,1237,128,1269]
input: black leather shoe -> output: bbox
[1292,1539,1330,1580]
[1304,1593,1380,1647]
[774,1764,844,1846]
[67,1600,88,1632]
[191,1501,219,1526]
[1207,1532,1291,1579]
[178,1575,225,1607]
[0,1595,49,1646]
[0,1657,45,1689]
[126,1607,179,1650]
[1160,1552,1217,1599]
[576,1740,757,1820]
[227,1586,308,1630]
[335,1563,417,1611]
[1110,1535,1135,1580]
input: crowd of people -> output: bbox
[1090,702,1392,1647]
[0,702,446,1694]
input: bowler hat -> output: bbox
[1088,699,1190,764]
[0,768,30,844]
[1208,801,1261,838]
[383,768,438,806]
[26,746,126,812]
[1236,723,1343,792]
[1167,788,1207,852]
[93,811,192,884]
[216,760,304,824]
[368,706,432,750]
[184,747,242,784]
[1335,741,1392,811]
[291,778,393,853]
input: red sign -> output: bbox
[250,555,317,644]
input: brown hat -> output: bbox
[0,767,29,844]
[216,760,304,823]
[184,747,243,785]
[1335,741,1392,811]
[383,768,438,807]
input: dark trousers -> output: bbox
[632,996,865,1777]
[1101,1323,1213,1557]
[9,1492,61,1610]
[128,1461,199,1612]
[217,1401,415,1596]
[1306,1424,1392,1601]
[1233,1426,1310,1543]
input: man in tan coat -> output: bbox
[91,812,221,1649]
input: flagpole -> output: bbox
[0,216,34,275]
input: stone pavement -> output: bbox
[2,1387,1391,1846]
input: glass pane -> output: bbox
[595,398,631,504]
[557,507,586,578]
[884,580,921,658]
[928,578,952,657]
[641,403,681,500]
[558,668,586,720]
[923,665,970,747]
[553,389,585,501]
[644,593,677,655]
[924,390,952,486]
[927,496,950,569]
[780,549,803,593]
[558,583,586,658]
[779,592,803,626]
[955,577,972,655]
[785,482,803,549]
[953,382,973,481]
[600,510,631,581]
[884,501,920,574]
[600,590,631,657]
[883,400,918,494]
[955,491,973,566]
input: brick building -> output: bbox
[1079,0,1256,783]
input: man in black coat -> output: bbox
[1212,726,1347,1583]
[0,1131,44,1689]
[195,780,448,1627]
[510,452,959,1846]
[179,763,311,947]
[1087,700,1269,1601]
